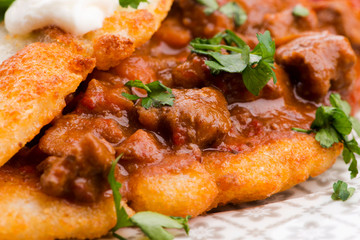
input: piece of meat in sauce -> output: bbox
[236,0,312,43]
[212,71,283,104]
[115,129,165,165]
[37,114,126,202]
[75,79,134,117]
[176,0,235,38]
[312,0,360,49]
[276,32,356,101]
[172,53,211,88]
[137,87,231,148]
[38,133,116,202]
[39,114,125,156]
[262,5,318,40]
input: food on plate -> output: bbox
[0,0,173,167]
[0,0,360,239]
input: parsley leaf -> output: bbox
[119,0,148,9]
[190,30,277,96]
[0,0,14,21]
[195,0,247,26]
[108,156,190,240]
[122,80,175,109]
[292,93,360,179]
[108,154,133,235]
[292,4,310,17]
[219,2,247,26]
[196,0,219,15]
[170,216,191,234]
[331,180,355,201]
[131,212,190,240]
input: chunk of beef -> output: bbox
[76,79,134,117]
[137,87,231,148]
[154,15,192,48]
[115,129,165,164]
[176,0,234,38]
[39,114,125,156]
[172,54,211,88]
[38,133,116,202]
[276,32,356,100]
[212,71,283,104]
[113,56,157,84]
[263,6,318,40]
[312,0,360,48]
[237,0,310,42]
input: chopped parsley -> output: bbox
[0,0,14,21]
[331,180,355,201]
[196,0,219,15]
[195,0,247,26]
[292,4,310,17]
[293,94,360,201]
[108,156,190,240]
[190,30,277,96]
[293,94,360,179]
[219,2,247,26]
[122,80,175,109]
[119,0,148,9]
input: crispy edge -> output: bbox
[116,133,342,217]
[202,133,342,208]
[0,42,95,167]
[86,0,174,70]
[0,166,117,240]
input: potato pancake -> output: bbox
[0,0,360,239]
[0,0,174,168]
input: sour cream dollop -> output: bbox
[5,0,119,36]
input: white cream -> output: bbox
[5,0,119,36]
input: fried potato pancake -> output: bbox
[0,42,95,167]
[124,133,342,217]
[203,134,342,208]
[87,0,174,70]
[0,133,341,239]
[0,163,116,240]
[0,0,174,167]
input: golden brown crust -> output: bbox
[126,158,219,217]
[0,0,174,167]
[202,133,342,208]
[87,0,174,70]
[123,133,341,217]
[0,134,341,239]
[0,42,95,168]
[0,164,116,240]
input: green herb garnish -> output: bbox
[122,80,175,109]
[331,180,355,201]
[293,94,360,179]
[119,0,148,9]
[219,2,247,26]
[108,156,190,240]
[195,0,247,26]
[108,154,133,233]
[292,4,310,17]
[131,212,190,240]
[0,0,15,21]
[190,30,277,96]
[196,0,219,15]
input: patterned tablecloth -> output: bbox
[110,158,360,240]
